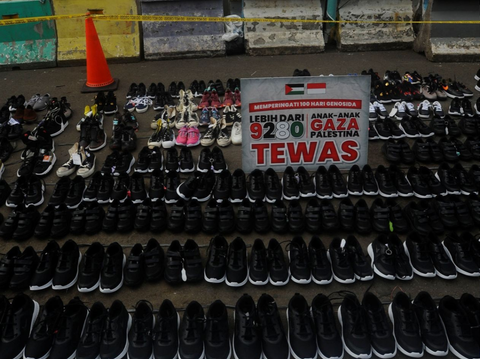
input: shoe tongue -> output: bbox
[340,239,346,249]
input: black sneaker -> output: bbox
[328,165,347,198]
[347,164,363,195]
[29,241,60,291]
[439,295,480,359]
[389,292,424,357]
[129,172,147,204]
[34,204,54,239]
[247,169,265,202]
[110,173,130,203]
[76,301,107,359]
[404,232,435,278]
[230,168,247,203]
[211,146,227,173]
[153,299,179,359]
[282,166,299,200]
[226,237,248,287]
[49,297,88,359]
[52,239,81,290]
[287,293,317,359]
[150,200,167,233]
[288,236,311,284]
[320,199,339,230]
[100,242,125,293]
[347,235,374,281]
[0,293,40,359]
[412,291,449,356]
[307,236,332,285]
[304,198,321,233]
[77,242,104,293]
[361,164,378,195]
[248,239,268,285]
[179,301,204,359]
[164,240,183,284]
[123,243,145,288]
[338,294,371,358]
[233,294,261,359]
[167,199,185,233]
[354,199,372,234]
[204,236,228,283]
[100,300,132,359]
[385,198,409,233]
[196,147,211,172]
[382,138,401,162]
[375,165,397,197]
[407,166,432,198]
[329,238,355,284]
[257,294,288,359]
[205,300,230,359]
[287,200,304,233]
[436,162,461,195]
[24,296,64,359]
[338,198,355,231]
[113,151,135,176]
[149,170,164,202]
[389,164,414,197]
[201,199,218,234]
[192,170,215,202]
[13,207,39,240]
[24,175,45,208]
[97,173,114,204]
[311,294,343,359]
[253,199,270,233]
[9,246,38,289]
[458,293,480,347]
[315,166,333,199]
[443,232,480,277]
[182,239,202,282]
[362,292,397,358]
[164,171,180,204]
[368,234,395,280]
[65,175,85,209]
[264,168,282,203]
[264,238,288,286]
[218,200,235,234]
[213,169,231,202]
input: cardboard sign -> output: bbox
[241,76,371,173]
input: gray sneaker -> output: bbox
[33,93,50,111]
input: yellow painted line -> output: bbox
[1,14,480,26]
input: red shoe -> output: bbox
[234,89,241,107]
[222,89,234,107]
[199,90,210,109]
[210,89,221,108]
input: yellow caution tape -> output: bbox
[1,13,480,26]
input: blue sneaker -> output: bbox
[200,107,210,126]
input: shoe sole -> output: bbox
[50,121,69,137]
[78,277,101,293]
[87,131,107,152]
[52,253,82,290]
[442,242,480,277]
[100,254,126,293]
[248,274,269,286]
[337,306,372,359]
[204,270,225,284]
[29,279,53,291]
[402,242,435,278]
[367,243,395,280]
[162,141,176,149]
[388,304,425,358]
[225,272,249,287]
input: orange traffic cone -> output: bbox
[81,16,119,93]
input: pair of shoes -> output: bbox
[412,137,444,162]
[459,116,480,136]
[199,106,220,126]
[135,146,163,173]
[382,138,414,164]
[430,114,460,136]
[449,98,474,117]
[375,164,414,197]
[153,89,175,110]
[314,165,348,199]
[347,164,379,195]
[439,136,473,161]
[163,147,195,173]
[70,201,105,235]
[339,291,396,358]
[96,90,118,115]
[35,98,70,137]
[56,142,95,178]
[281,166,315,200]
[109,123,137,152]
[287,236,333,285]
[199,89,222,109]
[368,233,414,280]
[235,199,270,233]
[124,238,164,286]
[407,165,446,198]
[151,107,175,129]
[443,231,480,277]
[436,162,476,195]
[78,104,107,151]
[134,198,167,232]
[148,116,175,149]
[222,88,241,107]
[175,124,201,147]
[103,199,136,232]
[125,83,152,113]
[52,175,86,209]
[101,150,135,176]
[223,104,242,127]
[34,203,71,239]
[0,246,38,289]
[202,199,235,234]
[200,117,231,147]
[164,239,202,283]
[174,103,199,128]
[329,236,374,283]
[417,99,444,118]
[371,197,409,233]
[404,232,457,279]
[18,130,56,177]
[399,115,435,137]
[404,200,444,235]
[176,170,216,202]
[197,147,227,173]
[6,175,45,208]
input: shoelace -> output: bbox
[185,317,204,341]
[82,315,106,344]
[135,96,152,107]
[368,311,389,335]
[206,317,225,344]
[132,317,151,343]
[286,241,308,268]
[260,304,281,340]
[240,314,256,340]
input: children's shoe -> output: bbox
[222,89,234,107]
[232,122,242,145]
[148,120,163,148]
[175,126,188,146]
[199,90,210,109]
[210,89,221,108]
[124,98,136,112]
[187,126,201,147]
[217,120,231,147]
[201,118,220,147]
[200,108,210,126]
[187,110,199,127]
[162,123,175,149]
[135,96,152,113]
[211,107,220,121]
[234,89,241,107]
[175,111,187,129]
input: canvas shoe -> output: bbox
[147,120,163,148]
[77,148,95,178]
[135,96,152,114]
[175,110,187,129]
[56,143,79,177]
[231,121,242,145]
[187,126,201,147]
[187,109,199,127]
[201,118,219,147]
[217,119,231,147]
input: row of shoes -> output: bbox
[448,97,480,117]
[383,137,480,164]
[369,100,445,120]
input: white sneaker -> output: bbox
[393,101,406,120]
[404,101,418,117]
[231,122,242,145]
[432,101,445,118]
[417,100,432,119]
[373,101,388,119]
[217,119,231,147]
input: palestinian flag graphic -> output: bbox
[285,84,305,95]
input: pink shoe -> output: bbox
[199,90,210,109]
[222,89,234,107]
[234,89,241,107]
[210,89,221,108]
[186,126,200,147]
[175,126,188,146]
